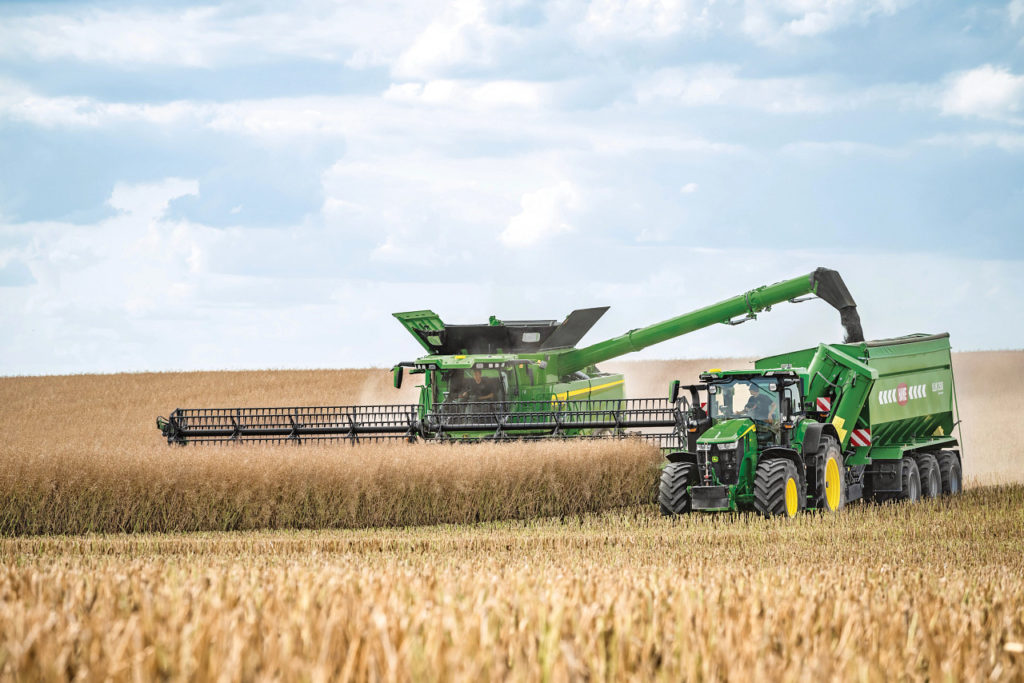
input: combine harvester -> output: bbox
[157,267,963,516]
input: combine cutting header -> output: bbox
[158,268,861,446]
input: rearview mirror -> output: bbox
[392,365,403,389]
[668,380,680,403]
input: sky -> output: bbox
[1,0,1022,375]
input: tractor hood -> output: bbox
[697,419,756,444]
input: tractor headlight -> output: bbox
[696,443,712,452]
[716,441,739,450]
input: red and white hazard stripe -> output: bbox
[850,429,872,447]
[816,396,832,413]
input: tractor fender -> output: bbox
[758,447,806,493]
[801,422,840,460]
[666,451,698,465]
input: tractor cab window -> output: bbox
[443,368,505,404]
[707,378,780,423]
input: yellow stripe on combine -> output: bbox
[551,379,624,402]
[738,425,756,439]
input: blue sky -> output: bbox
[1,0,1022,374]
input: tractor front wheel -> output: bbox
[754,459,803,519]
[659,462,697,516]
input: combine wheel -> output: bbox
[914,453,942,499]
[896,457,921,503]
[659,462,697,515]
[936,450,963,495]
[817,436,846,512]
[754,459,803,519]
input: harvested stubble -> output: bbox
[2,486,1024,681]
[0,439,660,535]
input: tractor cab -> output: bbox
[690,370,804,488]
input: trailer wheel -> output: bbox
[896,457,921,503]
[818,436,846,512]
[914,453,942,499]
[659,462,697,515]
[936,451,963,495]
[754,459,803,519]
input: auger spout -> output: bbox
[554,268,863,375]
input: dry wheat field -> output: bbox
[2,352,1023,681]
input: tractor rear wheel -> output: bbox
[817,435,846,512]
[936,450,963,495]
[896,457,921,503]
[914,453,942,499]
[754,459,803,518]
[659,462,697,515]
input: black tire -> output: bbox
[936,450,963,495]
[896,457,921,503]
[914,453,942,499]
[659,462,697,515]
[754,459,803,518]
[817,435,846,512]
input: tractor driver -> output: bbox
[741,383,777,422]
[459,368,499,402]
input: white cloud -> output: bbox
[1010,0,1024,25]
[680,182,699,194]
[0,2,443,68]
[500,182,580,248]
[383,79,544,108]
[940,65,1024,121]
[780,140,904,157]
[741,0,917,45]
[392,0,521,79]
[108,178,199,218]
[577,0,714,41]
[635,64,933,114]
[636,65,836,113]
[921,132,1024,152]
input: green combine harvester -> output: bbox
[158,268,862,448]
[157,266,963,515]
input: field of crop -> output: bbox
[2,352,1023,680]
[3,492,1024,680]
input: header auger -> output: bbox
[158,268,864,448]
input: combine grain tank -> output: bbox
[660,333,963,517]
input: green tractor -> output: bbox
[660,334,963,517]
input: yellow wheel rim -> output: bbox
[784,477,798,518]
[825,458,841,511]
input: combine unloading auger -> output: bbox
[157,268,863,447]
